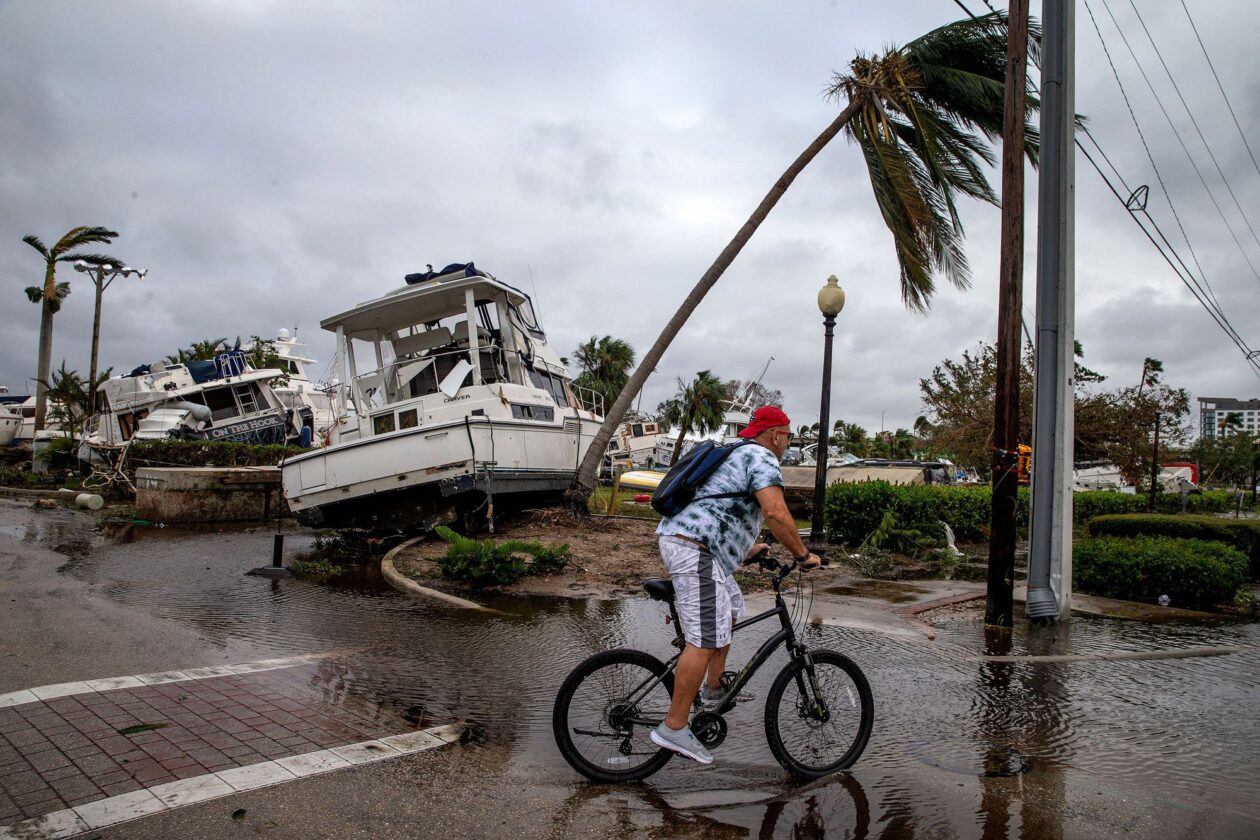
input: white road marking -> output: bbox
[0,724,462,839]
[0,652,352,710]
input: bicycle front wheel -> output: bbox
[552,648,675,783]
[765,649,873,779]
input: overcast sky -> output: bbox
[3,0,1259,438]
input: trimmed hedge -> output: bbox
[126,440,306,472]
[1088,514,1260,577]
[824,481,1243,546]
[1074,536,1248,606]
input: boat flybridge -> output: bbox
[281,263,605,531]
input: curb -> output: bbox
[894,590,986,640]
[380,537,502,613]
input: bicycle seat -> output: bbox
[643,578,675,603]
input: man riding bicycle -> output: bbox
[651,405,821,764]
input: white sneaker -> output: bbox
[650,723,714,764]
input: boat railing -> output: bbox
[351,345,515,412]
[568,382,604,417]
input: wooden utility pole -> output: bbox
[985,0,1030,629]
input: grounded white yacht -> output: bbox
[281,263,605,531]
[82,351,310,458]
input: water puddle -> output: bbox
[12,502,1259,838]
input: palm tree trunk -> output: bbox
[33,263,56,433]
[565,99,863,507]
[985,0,1030,629]
[670,419,691,466]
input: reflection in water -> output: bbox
[28,515,1260,839]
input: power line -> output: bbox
[1091,0,1260,292]
[1179,0,1260,184]
[1079,133,1260,377]
[1081,0,1227,315]
[947,0,1260,379]
[1122,0,1260,255]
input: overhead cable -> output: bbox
[1178,0,1260,184]
[947,0,1260,379]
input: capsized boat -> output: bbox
[81,350,310,459]
[280,263,605,531]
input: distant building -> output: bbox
[1199,397,1260,438]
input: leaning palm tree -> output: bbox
[571,335,636,416]
[566,12,1039,506]
[23,227,122,433]
[660,370,728,465]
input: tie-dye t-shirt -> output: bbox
[655,442,784,575]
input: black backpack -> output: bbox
[650,440,753,517]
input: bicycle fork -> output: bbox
[793,650,833,723]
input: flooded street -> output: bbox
[5,502,1260,838]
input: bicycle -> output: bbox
[552,550,874,782]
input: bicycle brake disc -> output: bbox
[691,711,728,748]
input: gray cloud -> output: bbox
[3,0,1259,440]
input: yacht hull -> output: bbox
[282,415,600,531]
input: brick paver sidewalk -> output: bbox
[0,663,414,825]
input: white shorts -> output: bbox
[659,536,746,649]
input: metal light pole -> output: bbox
[74,260,146,415]
[809,275,846,555]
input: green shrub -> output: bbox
[288,557,348,580]
[825,481,1030,545]
[432,526,570,588]
[825,482,1239,548]
[1087,514,1260,577]
[0,465,45,488]
[1074,536,1247,606]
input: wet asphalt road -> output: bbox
[3,497,1260,839]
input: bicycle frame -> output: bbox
[621,568,819,726]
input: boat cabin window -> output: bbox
[201,387,241,422]
[398,408,418,429]
[511,403,554,422]
[631,423,645,437]
[373,413,395,435]
[528,369,569,407]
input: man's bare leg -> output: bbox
[664,644,716,730]
[705,645,730,690]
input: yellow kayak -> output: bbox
[618,470,666,491]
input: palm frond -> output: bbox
[22,235,50,259]
[24,286,42,304]
[828,11,1040,309]
[47,282,72,313]
[56,252,123,266]
[52,227,119,257]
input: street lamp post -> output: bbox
[809,275,846,555]
[74,261,147,415]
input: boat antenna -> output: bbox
[526,262,545,331]
[742,356,774,405]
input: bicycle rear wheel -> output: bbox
[552,648,675,783]
[764,648,873,779]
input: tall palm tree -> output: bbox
[571,335,636,417]
[566,12,1039,505]
[840,422,870,457]
[23,227,121,432]
[659,370,728,465]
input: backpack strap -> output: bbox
[691,441,759,506]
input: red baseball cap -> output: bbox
[738,405,791,439]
